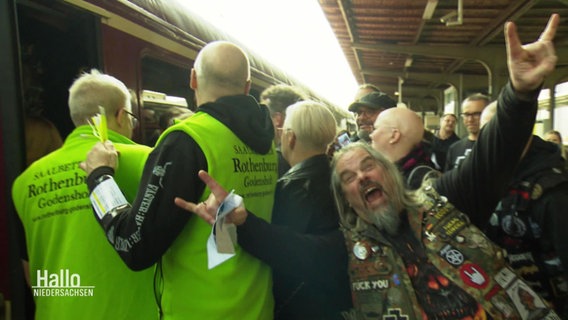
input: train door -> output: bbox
[1,0,101,317]
[1,1,26,318]
[17,0,101,138]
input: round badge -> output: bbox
[531,184,543,200]
[455,235,465,243]
[445,248,465,266]
[500,214,527,237]
[353,241,370,260]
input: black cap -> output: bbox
[348,92,397,113]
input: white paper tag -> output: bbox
[207,231,236,269]
[90,178,129,220]
[206,190,242,269]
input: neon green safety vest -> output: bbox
[12,126,157,319]
[157,111,278,319]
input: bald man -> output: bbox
[370,107,435,189]
[480,100,498,128]
[81,41,278,319]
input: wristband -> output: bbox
[89,175,130,220]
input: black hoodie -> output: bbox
[87,95,274,270]
[513,135,565,181]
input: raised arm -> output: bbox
[436,14,559,226]
[506,14,558,93]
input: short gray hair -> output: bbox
[68,69,131,126]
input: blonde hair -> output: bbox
[283,101,336,152]
[68,69,130,126]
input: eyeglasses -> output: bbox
[460,112,482,119]
[123,109,139,128]
[356,108,384,119]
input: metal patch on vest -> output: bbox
[392,273,401,286]
[352,278,390,291]
[505,279,557,319]
[460,263,489,289]
[500,214,527,237]
[430,205,451,220]
[424,230,437,242]
[439,216,467,239]
[382,308,409,320]
[439,244,465,267]
[490,294,516,318]
[507,252,535,265]
[353,241,371,260]
[494,267,517,288]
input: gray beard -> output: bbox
[369,203,401,236]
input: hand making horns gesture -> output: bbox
[506,14,559,93]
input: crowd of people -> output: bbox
[11,12,567,320]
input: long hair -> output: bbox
[330,142,421,231]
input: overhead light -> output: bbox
[440,11,457,23]
[404,57,413,68]
[441,0,463,27]
[422,0,438,20]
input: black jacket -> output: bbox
[238,154,352,320]
[431,132,460,170]
[488,136,568,317]
[436,82,538,229]
[444,137,476,172]
[395,143,436,190]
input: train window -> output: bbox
[141,56,194,108]
[553,82,568,145]
[140,90,193,146]
[536,82,568,145]
[553,106,568,145]
[140,56,195,145]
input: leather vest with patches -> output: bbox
[342,186,560,320]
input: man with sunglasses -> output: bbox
[348,91,397,143]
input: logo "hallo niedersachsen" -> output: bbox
[32,269,94,297]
